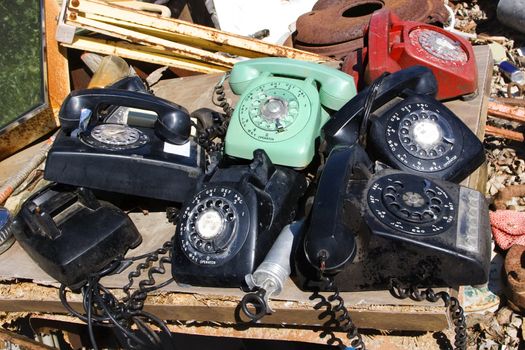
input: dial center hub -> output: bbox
[196,209,224,239]
[260,97,288,122]
[412,120,441,148]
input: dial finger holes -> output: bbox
[205,200,213,208]
[430,197,442,205]
[385,186,397,195]
[401,128,409,135]
[197,204,205,212]
[410,114,418,121]
[393,181,404,189]
[422,211,434,220]
[402,137,411,143]
[389,202,401,211]
[403,120,412,127]
[425,189,436,197]
[226,212,235,222]
[410,212,422,221]
[214,199,223,208]
[400,209,410,218]
[384,194,396,203]
[430,205,441,214]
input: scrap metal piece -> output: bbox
[293,0,449,58]
[505,245,525,311]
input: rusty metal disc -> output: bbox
[293,0,448,58]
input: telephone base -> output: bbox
[45,130,205,203]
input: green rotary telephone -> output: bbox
[224,58,356,168]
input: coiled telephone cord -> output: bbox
[310,276,366,350]
[389,279,468,350]
[212,72,234,117]
[59,240,176,350]
[194,73,234,153]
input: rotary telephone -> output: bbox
[297,144,491,291]
[323,67,485,183]
[342,9,478,100]
[224,57,356,168]
[44,87,206,203]
[171,150,307,287]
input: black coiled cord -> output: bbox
[212,72,234,117]
[310,276,366,350]
[59,240,176,350]
[389,279,468,350]
[193,73,234,153]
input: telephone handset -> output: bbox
[322,66,438,152]
[224,57,356,168]
[45,88,205,203]
[58,88,191,144]
[298,148,491,291]
[171,150,307,287]
[302,144,372,275]
[323,67,485,182]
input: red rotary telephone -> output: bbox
[343,9,478,100]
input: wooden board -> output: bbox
[0,46,492,338]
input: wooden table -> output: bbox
[0,45,492,346]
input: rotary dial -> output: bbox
[238,81,311,142]
[409,28,468,64]
[384,103,459,173]
[178,186,249,266]
[81,124,149,151]
[368,173,455,235]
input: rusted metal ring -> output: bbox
[507,82,525,99]
[504,245,525,311]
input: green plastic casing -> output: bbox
[224,58,356,168]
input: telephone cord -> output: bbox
[389,279,468,350]
[59,235,177,349]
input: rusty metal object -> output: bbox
[485,125,524,142]
[293,0,449,58]
[504,245,525,312]
[488,101,525,123]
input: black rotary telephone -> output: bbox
[322,66,485,183]
[171,150,307,287]
[44,86,205,203]
[297,144,491,291]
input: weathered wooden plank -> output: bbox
[68,0,332,62]
[66,15,237,68]
[62,36,227,74]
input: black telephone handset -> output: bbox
[298,146,491,291]
[323,66,438,151]
[58,88,191,144]
[302,144,372,275]
[45,87,204,203]
[172,150,307,287]
[323,66,485,183]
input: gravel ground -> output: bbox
[450,0,525,348]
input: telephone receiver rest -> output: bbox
[229,57,356,111]
[322,65,438,152]
[59,88,191,145]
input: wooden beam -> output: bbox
[66,15,237,68]
[68,0,332,62]
[83,12,269,59]
[62,36,227,74]
[0,328,55,350]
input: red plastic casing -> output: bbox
[365,9,477,100]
